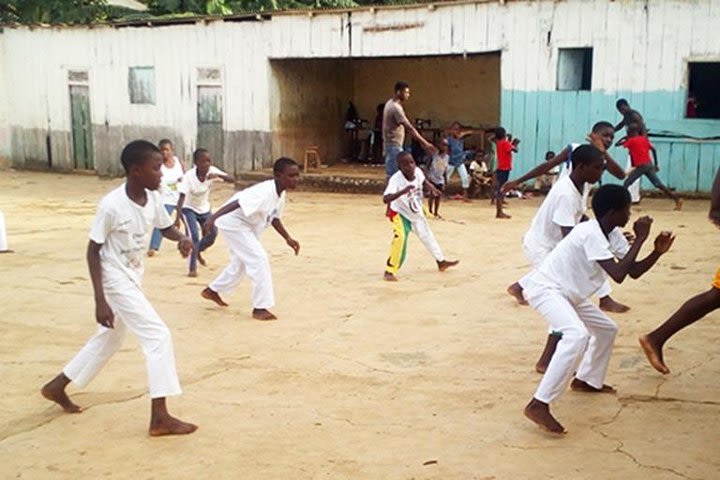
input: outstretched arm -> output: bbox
[87,240,114,329]
[502,147,569,192]
[587,132,625,179]
[271,218,300,255]
[401,118,437,154]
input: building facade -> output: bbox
[1,0,718,190]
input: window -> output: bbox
[687,62,720,119]
[128,66,155,104]
[557,48,593,91]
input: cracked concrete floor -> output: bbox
[1,171,718,479]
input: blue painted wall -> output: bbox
[501,90,720,193]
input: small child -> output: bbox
[41,140,197,436]
[468,151,493,199]
[176,148,234,277]
[616,124,682,210]
[446,122,474,201]
[200,158,301,321]
[639,167,720,374]
[425,138,449,218]
[493,127,518,219]
[522,185,674,434]
[148,139,185,256]
[383,152,458,281]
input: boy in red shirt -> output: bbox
[617,124,682,210]
[494,127,518,219]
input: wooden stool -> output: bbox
[303,146,321,172]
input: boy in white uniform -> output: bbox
[176,148,234,277]
[200,157,301,321]
[504,122,631,315]
[41,140,197,436]
[523,185,674,434]
[383,152,458,281]
[148,138,185,256]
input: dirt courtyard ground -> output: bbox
[1,170,718,479]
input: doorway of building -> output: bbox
[68,70,94,170]
[196,68,224,167]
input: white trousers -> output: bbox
[64,280,181,398]
[626,156,641,203]
[413,216,444,262]
[525,285,618,403]
[210,228,275,309]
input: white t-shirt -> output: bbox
[177,165,227,214]
[529,220,629,305]
[89,184,172,288]
[384,167,426,221]
[523,175,586,255]
[215,179,285,235]
[160,157,185,206]
[427,153,449,185]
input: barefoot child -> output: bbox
[616,124,683,210]
[639,167,720,374]
[200,157,301,321]
[505,145,605,373]
[522,185,674,434]
[148,139,185,256]
[504,121,631,315]
[176,148,234,277]
[383,152,458,281]
[41,140,197,436]
[493,127,518,219]
[425,138,449,218]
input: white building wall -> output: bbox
[2,0,719,179]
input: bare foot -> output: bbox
[383,272,398,282]
[570,378,616,394]
[188,270,198,278]
[147,249,156,257]
[197,252,207,266]
[149,415,198,436]
[535,334,561,374]
[496,212,511,219]
[252,308,278,321]
[523,398,566,435]
[437,259,459,272]
[41,377,82,413]
[599,296,630,313]
[639,334,670,374]
[201,287,228,307]
[674,199,683,211]
[506,282,528,306]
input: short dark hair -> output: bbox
[571,144,603,168]
[394,81,409,93]
[591,121,614,132]
[592,184,631,219]
[273,157,298,175]
[616,98,629,108]
[545,151,556,158]
[121,140,160,173]
[193,148,209,163]
[494,127,506,139]
[158,138,173,148]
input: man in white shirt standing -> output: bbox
[200,157,301,321]
[522,184,674,435]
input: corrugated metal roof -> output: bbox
[0,0,519,29]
